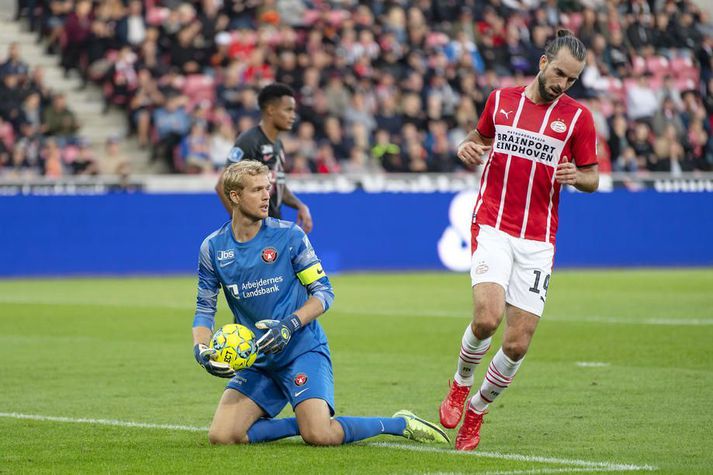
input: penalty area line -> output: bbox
[0,412,655,472]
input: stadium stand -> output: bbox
[4,0,713,176]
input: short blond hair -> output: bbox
[222,161,270,201]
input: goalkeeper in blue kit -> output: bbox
[192,160,450,446]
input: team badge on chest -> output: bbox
[261,247,278,263]
[550,120,567,133]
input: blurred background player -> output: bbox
[193,161,449,447]
[215,83,313,233]
[439,30,599,451]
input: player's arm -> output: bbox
[555,109,600,193]
[458,129,494,166]
[256,228,334,354]
[555,160,599,192]
[282,184,313,233]
[192,238,234,378]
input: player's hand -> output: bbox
[193,343,235,378]
[555,156,578,186]
[297,204,313,233]
[255,316,302,354]
[457,142,491,166]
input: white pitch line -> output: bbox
[0,412,207,432]
[369,443,656,472]
[575,362,611,368]
[478,468,638,475]
[0,413,656,473]
[0,295,710,326]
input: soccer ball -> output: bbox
[209,324,258,370]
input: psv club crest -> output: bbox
[261,247,278,264]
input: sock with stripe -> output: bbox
[470,347,524,413]
[454,325,492,387]
[247,417,299,443]
[335,416,407,444]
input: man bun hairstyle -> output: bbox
[544,29,586,62]
[223,161,270,201]
[258,82,295,111]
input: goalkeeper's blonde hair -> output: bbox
[223,161,270,201]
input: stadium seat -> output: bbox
[631,56,646,76]
[670,57,700,82]
[146,7,170,26]
[183,74,216,109]
[645,56,669,76]
[560,12,583,34]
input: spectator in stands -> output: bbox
[10,0,711,177]
[652,97,685,138]
[42,93,80,143]
[630,121,657,171]
[608,113,633,172]
[152,93,191,172]
[627,73,659,122]
[179,121,212,174]
[71,139,99,175]
[129,68,165,149]
[26,67,52,109]
[685,119,712,171]
[0,43,29,80]
[102,136,130,175]
[116,0,147,48]
[0,74,25,132]
[61,0,92,81]
[20,92,43,133]
[39,137,64,177]
[210,119,235,171]
[654,124,687,175]
[106,47,139,110]
[323,117,353,162]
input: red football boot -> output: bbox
[455,403,486,451]
[439,380,471,429]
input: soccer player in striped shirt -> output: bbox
[193,161,449,447]
[439,30,599,451]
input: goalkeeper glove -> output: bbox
[193,343,235,378]
[255,316,302,354]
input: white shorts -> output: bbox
[470,224,555,317]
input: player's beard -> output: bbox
[537,73,560,103]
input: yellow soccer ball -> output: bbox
[209,324,258,371]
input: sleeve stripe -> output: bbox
[297,263,326,286]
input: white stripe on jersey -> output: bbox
[545,107,583,243]
[473,90,502,221]
[492,89,501,125]
[494,93,526,230]
[520,98,560,238]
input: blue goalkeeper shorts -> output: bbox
[226,349,335,418]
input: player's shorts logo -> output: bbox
[475,261,489,274]
[550,120,567,133]
[294,373,308,386]
[261,247,278,264]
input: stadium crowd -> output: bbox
[3,0,713,177]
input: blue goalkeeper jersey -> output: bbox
[192,218,334,370]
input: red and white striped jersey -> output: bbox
[472,86,597,245]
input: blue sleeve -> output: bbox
[290,226,335,312]
[193,237,220,329]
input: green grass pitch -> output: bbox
[1,269,712,474]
